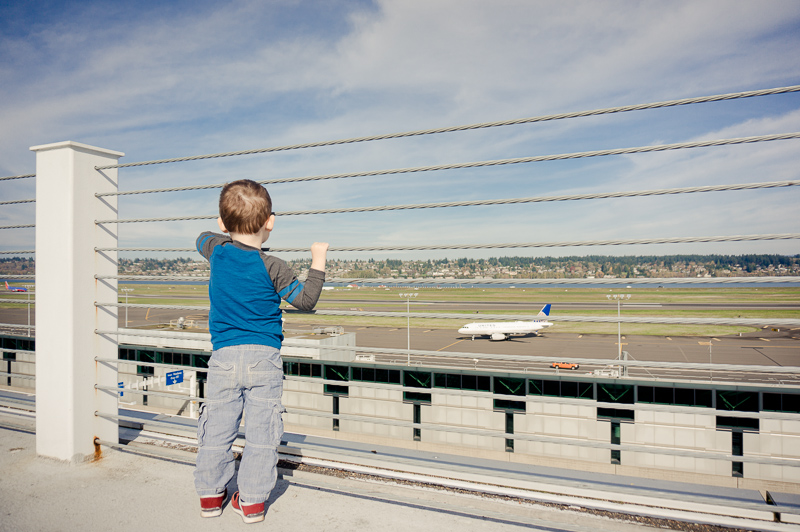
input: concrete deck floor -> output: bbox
[0,419,693,532]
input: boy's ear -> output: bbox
[217,217,229,233]
[265,214,275,232]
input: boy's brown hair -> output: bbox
[219,179,272,235]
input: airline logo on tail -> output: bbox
[458,304,553,341]
[5,281,27,292]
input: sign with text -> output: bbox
[166,370,184,386]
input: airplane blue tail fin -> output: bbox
[538,304,551,317]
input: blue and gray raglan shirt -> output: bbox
[196,232,326,351]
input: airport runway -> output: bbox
[2,305,798,385]
[283,321,800,386]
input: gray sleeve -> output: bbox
[263,255,326,311]
[196,232,231,260]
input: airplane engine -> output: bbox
[490,333,508,341]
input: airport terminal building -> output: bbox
[3,328,798,493]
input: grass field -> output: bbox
[3,283,797,336]
[115,284,800,336]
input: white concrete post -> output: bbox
[31,141,124,462]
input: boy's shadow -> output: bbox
[222,458,291,515]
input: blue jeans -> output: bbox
[194,345,284,505]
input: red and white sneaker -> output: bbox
[231,491,265,524]
[199,490,226,518]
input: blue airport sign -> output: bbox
[166,370,184,386]
[118,382,124,397]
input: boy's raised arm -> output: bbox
[310,242,328,272]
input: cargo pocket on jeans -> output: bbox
[196,402,208,445]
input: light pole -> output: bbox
[607,293,631,363]
[121,288,134,328]
[699,341,713,381]
[399,292,418,366]
[24,285,35,337]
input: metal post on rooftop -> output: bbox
[24,285,34,337]
[121,288,134,327]
[31,141,124,463]
[399,292,417,366]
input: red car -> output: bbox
[552,362,579,370]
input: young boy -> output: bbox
[194,179,328,524]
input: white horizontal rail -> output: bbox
[0,372,35,380]
[95,384,203,402]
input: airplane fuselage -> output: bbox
[458,319,552,341]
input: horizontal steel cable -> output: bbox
[328,275,800,285]
[95,232,800,253]
[96,132,800,197]
[95,302,800,327]
[0,299,35,304]
[0,250,34,255]
[97,179,800,224]
[94,84,800,171]
[98,274,800,285]
[0,275,34,280]
[0,224,34,230]
[0,173,35,182]
[0,199,34,206]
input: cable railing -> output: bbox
[93,83,800,172]
[94,132,800,198]
[97,233,800,255]
[98,179,800,225]
[5,83,799,488]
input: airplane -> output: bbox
[458,304,553,341]
[4,281,27,292]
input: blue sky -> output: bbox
[1,0,800,261]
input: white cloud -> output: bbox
[1,0,800,258]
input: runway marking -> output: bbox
[389,328,399,331]
[666,337,672,341]
[577,335,582,339]
[437,339,466,351]
[145,308,151,321]
[711,338,721,342]
[759,338,771,342]
[738,345,796,349]
[423,330,433,333]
